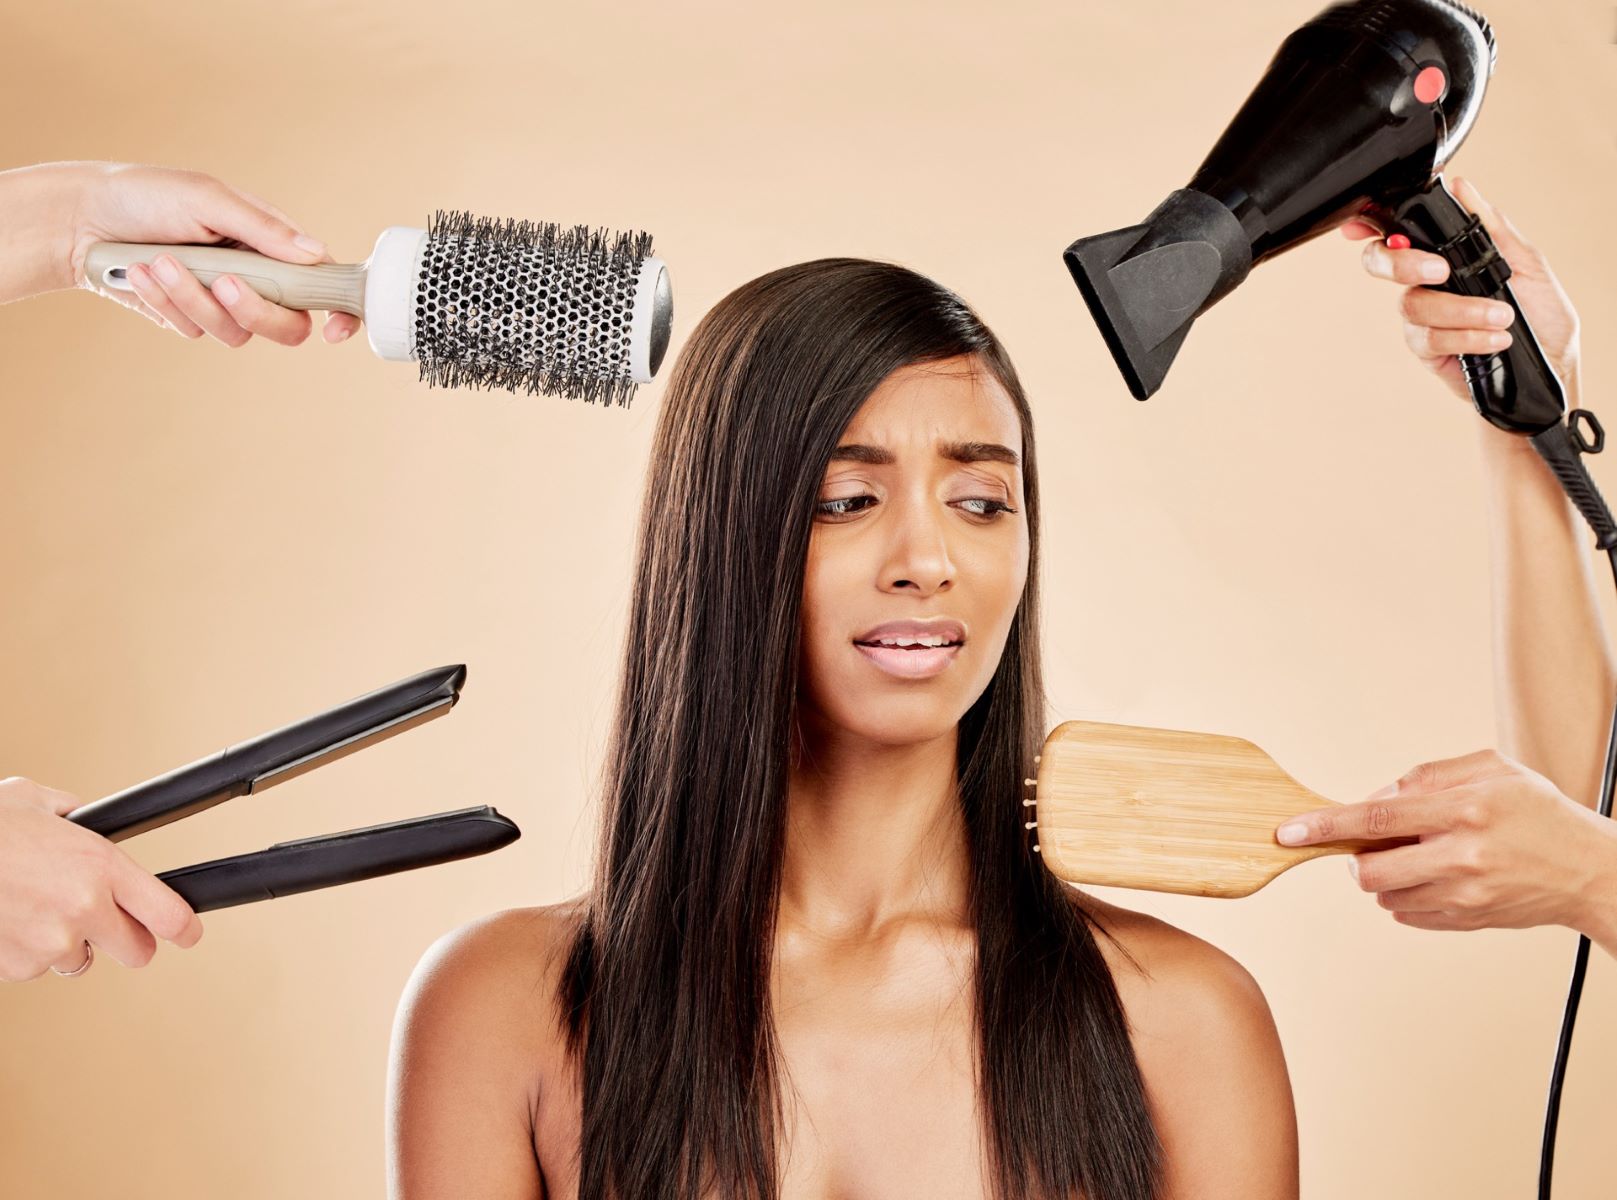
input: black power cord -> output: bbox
[1528,414,1617,1200]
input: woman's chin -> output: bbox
[812,697,969,750]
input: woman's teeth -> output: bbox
[862,636,957,648]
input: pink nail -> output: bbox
[213,276,240,304]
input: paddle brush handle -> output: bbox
[1300,835,1419,857]
[84,242,368,316]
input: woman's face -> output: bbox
[797,353,1030,750]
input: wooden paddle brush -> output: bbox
[1025,720,1409,897]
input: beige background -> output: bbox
[2,1,1615,1195]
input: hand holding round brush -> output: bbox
[4,160,672,403]
[1,160,362,346]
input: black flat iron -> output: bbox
[67,664,519,912]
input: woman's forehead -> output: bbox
[841,358,1020,445]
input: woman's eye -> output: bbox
[813,495,1018,521]
[815,495,876,519]
[955,498,1017,521]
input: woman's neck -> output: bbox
[778,718,970,939]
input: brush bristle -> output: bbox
[413,211,656,405]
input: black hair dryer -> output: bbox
[1063,0,1616,548]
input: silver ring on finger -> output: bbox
[50,941,94,978]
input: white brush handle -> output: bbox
[85,243,369,317]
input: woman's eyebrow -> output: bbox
[829,441,1020,467]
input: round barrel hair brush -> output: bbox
[84,212,673,406]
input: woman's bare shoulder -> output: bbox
[387,900,592,1195]
[1071,890,1298,1199]
[391,897,590,1099]
[408,898,589,1002]
[1073,890,1267,1025]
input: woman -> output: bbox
[386,259,1298,1199]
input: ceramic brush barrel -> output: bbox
[85,212,673,405]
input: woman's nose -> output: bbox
[879,497,956,594]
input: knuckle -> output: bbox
[1406,761,1439,790]
[1312,812,1338,842]
[1458,843,1487,876]
[1457,800,1488,830]
[1365,803,1397,837]
[1398,289,1426,322]
[194,172,230,198]
[68,892,100,924]
[48,923,81,960]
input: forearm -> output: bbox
[1479,392,1617,809]
[0,162,95,304]
[1568,809,1617,959]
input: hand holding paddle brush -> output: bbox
[86,210,673,405]
[1025,720,1414,898]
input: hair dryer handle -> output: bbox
[1387,177,1566,434]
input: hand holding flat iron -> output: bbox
[1276,749,1617,955]
[0,776,203,982]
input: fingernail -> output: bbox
[1490,331,1513,350]
[1420,260,1448,282]
[1367,780,1400,800]
[1386,234,1411,250]
[293,234,327,257]
[1347,858,1360,881]
[1486,303,1514,327]
[213,275,240,304]
[1276,822,1309,846]
[153,256,181,285]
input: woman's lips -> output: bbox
[853,641,963,679]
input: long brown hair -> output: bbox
[561,258,1163,1199]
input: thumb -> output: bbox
[1367,747,1512,800]
[1449,175,1540,275]
[188,177,329,266]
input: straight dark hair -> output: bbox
[561,258,1163,1200]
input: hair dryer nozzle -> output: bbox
[1063,189,1251,400]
